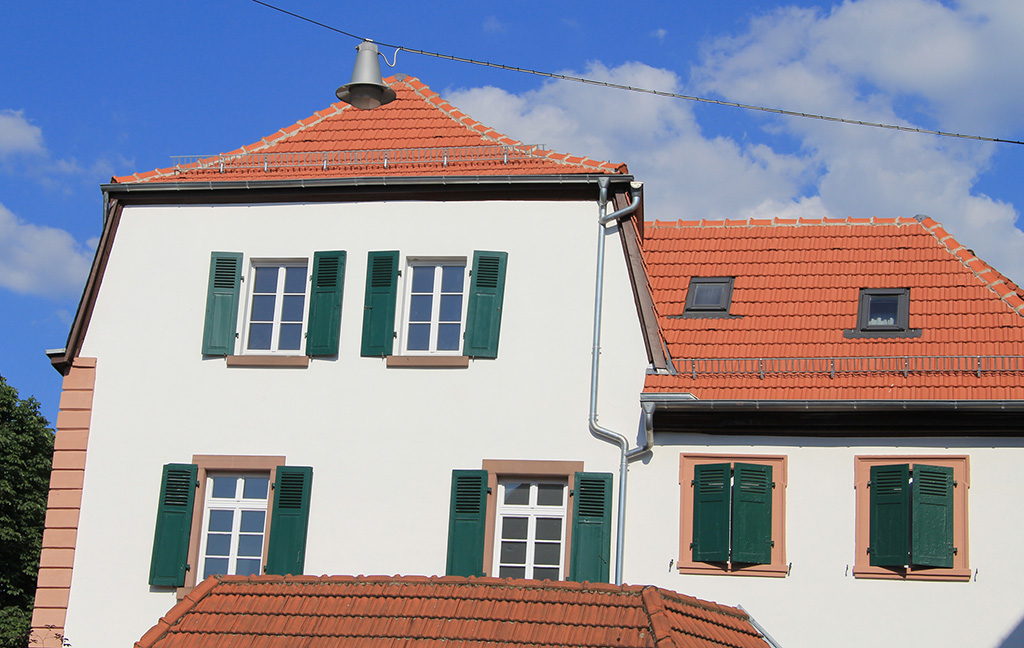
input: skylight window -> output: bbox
[845,288,921,338]
[681,277,736,318]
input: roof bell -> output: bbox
[336,40,397,110]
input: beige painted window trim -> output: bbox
[678,453,788,578]
[853,455,970,582]
[225,355,310,368]
[385,355,469,368]
[480,460,585,578]
[176,455,286,599]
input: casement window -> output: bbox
[678,454,787,577]
[445,461,612,584]
[853,456,969,581]
[680,277,736,318]
[201,251,346,358]
[844,288,921,338]
[361,250,507,360]
[149,457,313,588]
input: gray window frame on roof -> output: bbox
[679,277,738,319]
[844,288,921,338]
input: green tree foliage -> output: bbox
[0,375,54,648]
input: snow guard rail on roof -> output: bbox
[171,145,550,174]
[676,355,1024,379]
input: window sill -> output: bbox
[843,328,922,338]
[677,562,788,578]
[385,355,470,368]
[852,566,971,582]
[225,355,310,368]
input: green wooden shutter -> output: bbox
[692,463,731,563]
[201,252,242,355]
[869,464,911,567]
[305,251,347,356]
[265,466,313,576]
[445,470,488,577]
[149,463,198,587]
[911,464,955,568]
[730,463,773,565]
[569,472,612,584]
[360,251,399,357]
[463,251,508,359]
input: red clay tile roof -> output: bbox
[134,575,771,648]
[642,216,1024,400]
[114,75,625,184]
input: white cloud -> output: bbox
[653,28,668,41]
[0,110,45,157]
[0,204,94,298]
[483,16,504,33]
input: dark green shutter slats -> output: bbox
[569,472,612,584]
[202,252,242,355]
[730,463,773,565]
[446,470,488,577]
[149,463,198,587]
[305,251,347,356]
[463,251,508,359]
[266,466,313,576]
[911,464,955,568]
[869,464,911,567]
[361,251,399,357]
[692,463,731,563]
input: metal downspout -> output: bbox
[590,177,642,585]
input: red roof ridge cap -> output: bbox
[134,575,223,647]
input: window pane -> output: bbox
[240,510,266,533]
[500,541,527,564]
[206,533,231,556]
[407,324,429,350]
[535,518,562,541]
[692,283,724,308]
[247,323,272,350]
[235,559,261,577]
[250,295,276,322]
[536,484,564,507]
[533,567,559,581]
[278,323,302,350]
[253,267,278,293]
[439,295,462,322]
[534,542,561,566]
[284,266,306,293]
[499,566,525,579]
[501,517,528,540]
[242,478,269,500]
[204,557,229,578]
[868,295,899,326]
[437,324,461,351]
[411,266,434,293]
[211,478,237,499]
[237,534,264,557]
[409,295,432,322]
[441,265,464,293]
[281,295,305,322]
[208,509,234,532]
[503,483,529,505]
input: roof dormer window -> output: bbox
[844,288,921,338]
[681,277,737,318]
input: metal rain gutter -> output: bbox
[638,397,1024,412]
[590,176,642,585]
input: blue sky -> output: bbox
[3,0,1023,422]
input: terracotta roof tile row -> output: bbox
[135,575,770,648]
[641,216,1024,400]
[115,76,625,184]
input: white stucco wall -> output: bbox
[623,435,1024,648]
[65,199,650,647]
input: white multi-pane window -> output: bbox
[493,480,568,581]
[198,474,269,579]
[402,261,467,354]
[245,262,308,352]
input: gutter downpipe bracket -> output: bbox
[591,176,642,585]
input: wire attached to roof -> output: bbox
[250,0,1024,147]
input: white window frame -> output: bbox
[399,257,469,355]
[491,479,568,581]
[196,473,270,580]
[241,259,309,354]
